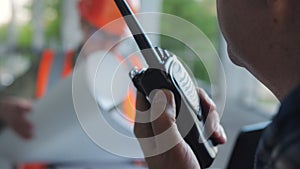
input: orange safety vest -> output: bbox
[35,49,75,99]
[35,48,142,121]
[19,50,143,169]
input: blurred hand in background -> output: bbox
[0,97,33,139]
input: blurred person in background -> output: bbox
[0,0,139,145]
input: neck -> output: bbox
[253,55,300,102]
[267,74,300,101]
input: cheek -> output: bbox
[217,0,235,41]
[217,0,268,64]
[216,0,226,35]
[217,0,243,59]
[217,0,245,63]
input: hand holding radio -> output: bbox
[134,88,226,169]
[114,0,226,168]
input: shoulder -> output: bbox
[255,86,300,169]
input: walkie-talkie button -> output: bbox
[182,78,189,88]
[172,62,181,74]
[155,47,163,57]
[129,67,139,79]
[181,73,188,83]
[163,49,171,57]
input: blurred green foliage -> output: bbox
[17,23,33,49]
[0,0,62,50]
[162,0,218,47]
[0,25,8,42]
[161,0,219,83]
[44,0,62,45]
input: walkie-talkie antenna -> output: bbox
[114,0,162,68]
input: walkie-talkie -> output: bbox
[114,0,217,168]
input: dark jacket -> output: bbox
[255,86,300,169]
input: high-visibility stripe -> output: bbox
[35,49,54,99]
[128,55,143,69]
[113,51,126,64]
[125,55,143,122]
[122,87,136,122]
[61,50,75,78]
[35,49,75,99]
[18,163,47,169]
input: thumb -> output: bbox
[150,89,177,135]
[150,89,183,156]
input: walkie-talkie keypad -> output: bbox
[153,47,201,116]
[171,60,200,115]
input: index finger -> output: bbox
[197,88,216,117]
